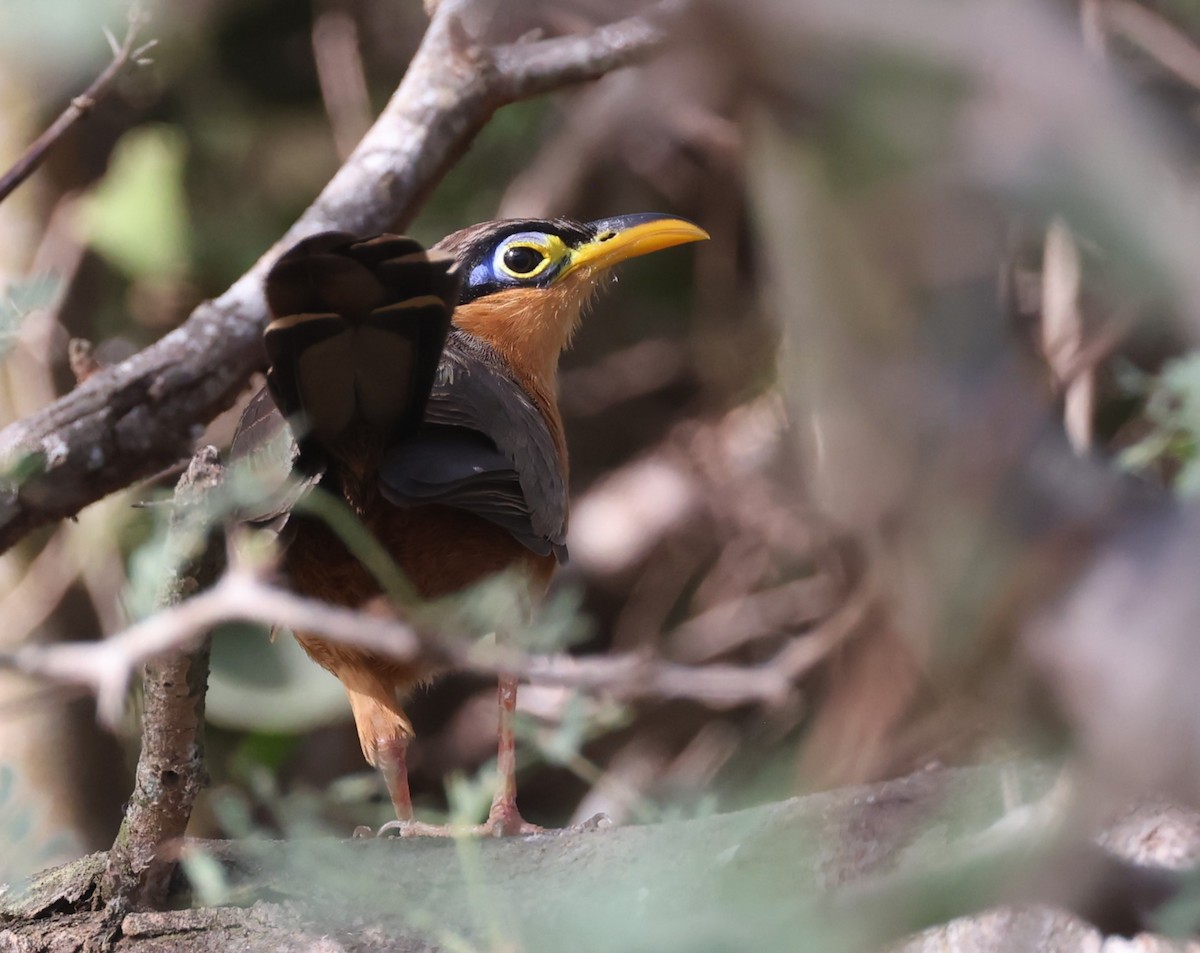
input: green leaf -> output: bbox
[82,124,191,279]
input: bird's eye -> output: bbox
[499,244,548,278]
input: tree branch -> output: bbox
[97,447,225,916]
[491,3,673,99]
[0,0,672,556]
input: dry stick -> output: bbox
[1041,218,1093,454]
[1106,0,1200,92]
[3,571,798,731]
[0,10,153,206]
[97,447,224,915]
[0,0,671,557]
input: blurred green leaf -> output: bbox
[231,732,302,776]
[180,846,233,907]
[824,55,963,192]
[122,514,170,620]
[0,762,82,882]
[207,624,348,734]
[1154,867,1200,937]
[0,273,58,359]
[82,124,191,279]
[1119,352,1200,494]
[538,693,602,767]
[446,767,499,827]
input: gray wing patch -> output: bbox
[378,333,568,562]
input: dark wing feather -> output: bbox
[261,232,459,453]
[379,330,568,562]
[230,231,460,531]
[228,386,324,532]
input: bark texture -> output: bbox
[97,448,225,915]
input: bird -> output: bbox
[230,213,709,835]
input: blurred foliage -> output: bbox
[1119,355,1200,494]
[0,0,136,71]
[8,0,1200,948]
[821,56,965,192]
[207,624,347,734]
[0,763,79,882]
[0,273,57,357]
[82,124,190,280]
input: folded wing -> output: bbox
[379,330,568,562]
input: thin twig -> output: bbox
[2,569,804,731]
[0,8,152,206]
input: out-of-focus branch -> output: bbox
[705,0,1200,336]
[0,0,673,557]
[1080,0,1108,59]
[99,447,224,915]
[1105,0,1200,92]
[6,573,421,729]
[1040,218,1093,454]
[490,5,672,100]
[2,567,808,732]
[569,396,789,577]
[311,7,372,161]
[0,8,154,206]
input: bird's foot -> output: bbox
[480,801,544,837]
[352,819,460,838]
[374,818,465,838]
[350,810,613,840]
[569,812,614,833]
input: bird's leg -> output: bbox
[483,673,543,836]
[376,735,414,821]
[340,669,441,835]
[372,735,462,837]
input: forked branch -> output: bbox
[0,0,674,556]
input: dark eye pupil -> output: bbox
[503,246,543,275]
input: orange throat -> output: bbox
[451,272,602,468]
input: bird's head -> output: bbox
[434,213,708,385]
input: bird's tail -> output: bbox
[262,231,460,454]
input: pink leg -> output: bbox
[377,736,413,822]
[364,685,595,839]
[485,675,542,836]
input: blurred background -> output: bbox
[2,0,1200,901]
